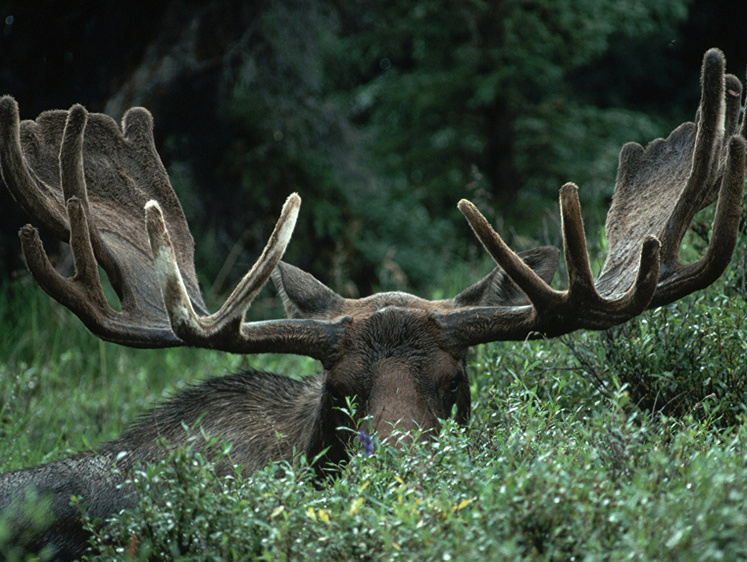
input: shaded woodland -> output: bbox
[1,0,745,298]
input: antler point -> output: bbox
[18,223,38,239]
[0,95,17,113]
[457,199,475,213]
[729,134,746,150]
[560,182,578,193]
[285,192,302,209]
[703,47,725,65]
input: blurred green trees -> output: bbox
[192,0,693,296]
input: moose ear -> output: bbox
[272,261,346,319]
[453,247,559,307]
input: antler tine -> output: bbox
[724,74,742,139]
[559,183,596,294]
[18,199,109,316]
[13,103,121,337]
[0,97,68,241]
[57,106,108,297]
[147,193,301,346]
[457,198,561,309]
[650,133,745,308]
[659,48,726,264]
[59,105,89,204]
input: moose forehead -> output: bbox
[336,292,461,353]
[348,291,445,316]
[333,302,464,374]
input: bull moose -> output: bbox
[0,48,745,559]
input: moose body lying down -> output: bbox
[0,48,745,560]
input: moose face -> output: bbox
[271,252,559,443]
[323,306,472,442]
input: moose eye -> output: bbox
[324,383,342,404]
[442,377,461,416]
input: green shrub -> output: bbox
[563,290,747,426]
[78,385,747,561]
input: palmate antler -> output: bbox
[441,48,745,345]
[0,97,335,355]
[0,99,202,347]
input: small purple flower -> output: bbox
[357,430,374,456]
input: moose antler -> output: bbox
[0,99,198,346]
[146,196,348,359]
[0,97,330,354]
[441,48,746,345]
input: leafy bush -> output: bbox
[81,385,747,561]
[564,291,747,425]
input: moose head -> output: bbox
[0,48,745,559]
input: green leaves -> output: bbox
[76,386,747,560]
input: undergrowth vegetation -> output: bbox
[1,235,747,559]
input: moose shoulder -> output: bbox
[0,48,745,560]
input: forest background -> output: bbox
[0,0,745,302]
